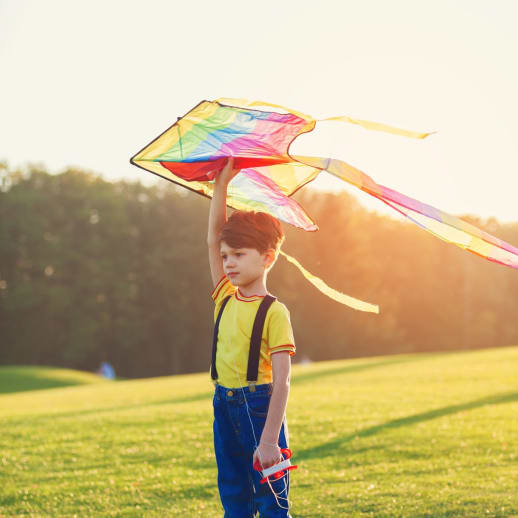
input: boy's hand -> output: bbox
[253,442,282,470]
[216,157,241,186]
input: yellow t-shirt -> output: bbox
[211,276,296,388]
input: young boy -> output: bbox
[208,157,295,517]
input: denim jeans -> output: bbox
[213,383,291,518]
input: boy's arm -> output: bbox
[253,351,291,469]
[207,157,240,288]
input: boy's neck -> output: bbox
[237,274,268,298]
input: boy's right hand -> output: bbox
[216,157,241,186]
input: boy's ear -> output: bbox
[263,248,277,268]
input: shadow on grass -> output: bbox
[297,390,518,461]
[291,355,424,386]
[170,482,218,500]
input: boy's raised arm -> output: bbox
[207,158,240,287]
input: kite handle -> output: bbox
[253,448,298,484]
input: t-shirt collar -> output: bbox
[235,288,266,302]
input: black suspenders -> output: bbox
[210,295,231,382]
[210,294,277,384]
[246,295,276,382]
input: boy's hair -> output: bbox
[219,211,285,255]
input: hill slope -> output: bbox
[0,365,112,394]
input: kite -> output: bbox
[130,98,518,311]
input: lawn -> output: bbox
[1,346,517,517]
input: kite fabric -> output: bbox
[130,98,518,310]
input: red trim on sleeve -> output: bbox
[211,276,228,300]
[270,343,295,350]
[270,344,296,356]
[271,349,296,356]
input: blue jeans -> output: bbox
[213,383,291,518]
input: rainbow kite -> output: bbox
[130,98,518,311]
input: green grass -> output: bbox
[1,347,518,517]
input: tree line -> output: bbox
[1,162,517,378]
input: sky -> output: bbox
[1,0,517,222]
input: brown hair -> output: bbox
[219,211,285,254]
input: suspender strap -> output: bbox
[247,295,276,382]
[211,295,231,381]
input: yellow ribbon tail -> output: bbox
[320,115,435,139]
[279,250,379,314]
[215,98,434,139]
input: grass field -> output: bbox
[1,347,518,517]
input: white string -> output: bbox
[226,324,292,511]
[231,356,290,509]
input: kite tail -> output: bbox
[279,250,380,314]
[319,115,435,139]
[215,97,434,139]
[292,155,518,269]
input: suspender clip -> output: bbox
[248,382,256,392]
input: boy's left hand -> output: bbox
[253,442,282,470]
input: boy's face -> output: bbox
[220,241,274,288]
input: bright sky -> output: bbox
[1,0,517,222]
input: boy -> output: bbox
[208,157,295,517]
